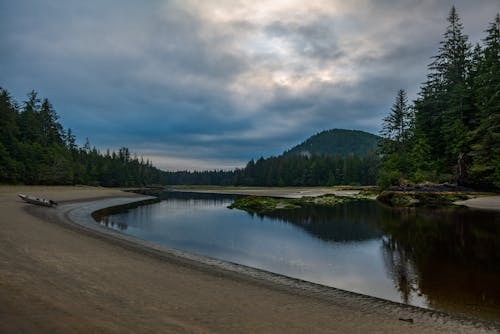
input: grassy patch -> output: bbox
[353,189,380,200]
[377,191,472,207]
[228,194,352,214]
[228,196,298,213]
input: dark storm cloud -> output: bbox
[1,0,498,170]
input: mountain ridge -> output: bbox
[283,128,380,157]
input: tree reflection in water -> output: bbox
[250,200,383,242]
[254,200,500,320]
[96,192,500,321]
[377,205,500,320]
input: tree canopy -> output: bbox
[0,88,161,186]
[2,8,498,190]
[379,8,500,190]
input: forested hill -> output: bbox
[163,128,380,186]
[284,129,380,157]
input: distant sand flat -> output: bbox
[454,195,500,211]
[172,186,361,198]
[176,186,500,211]
[0,186,497,333]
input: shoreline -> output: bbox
[171,186,500,211]
[454,195,500,211]
[1,186,498,333]
[170,186,363,198]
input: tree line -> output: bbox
[163,153,379,186]
[379,8,499,190]
[2,7,497,190]
[0,89,162,186]
[0,88,380,188]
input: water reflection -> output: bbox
[377,206,500,320]
[98,216,128,230]
[251,201,383,242]
[95,192,500,322]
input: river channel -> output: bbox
[94,191,500,322]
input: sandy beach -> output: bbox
[0,186,497,333]
[454,195,500,211]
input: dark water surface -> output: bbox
[95,191,500,321]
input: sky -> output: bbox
[1,0,499,171]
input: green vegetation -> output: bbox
[228,196,300,213]
[164,138,380,186]
[379,8,500,191]
[165,8,499,192]
[284,129,380,157]
[377,191,472,207]
[228,195,353,214]
[2,7,497,192]
[0,89,162,186]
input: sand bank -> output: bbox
[454,195,500,211]
[171,186,361,198]
[174,186,500,211]
[0,186,497,333]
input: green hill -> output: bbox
[284,129,380,157]
[163,128,381,186]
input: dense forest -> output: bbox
[284,129,379,157]
[378,8,499,190]
[2,7,498,190]
[0,87,378,187]
[0,89,162,186]
[163,129,380,186]
[163,152,379,186]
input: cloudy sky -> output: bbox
[1,1,498,170]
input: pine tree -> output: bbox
[469,13,500,188]
[378,89,414,186]
[0,88,163,187]
[39,98,64,145]
[0,88,22,182]
[65,128,77,152]
[18,90,43,143]
[414,6,473,182]
[380,89,412,153]
[0,88,19,153]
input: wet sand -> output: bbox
[454,195,500,211]
[0,186,497,333]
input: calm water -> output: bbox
[95,191,500,321]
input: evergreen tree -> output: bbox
[0,88,22,182]
[414,6,473,182]
[378,89,414,186]
[18,90,43,143]
[65,128,77,153]
[469,14,500,188]
[380,89,412,153]
[0,87,162,186]
[39,98,64,145]
[0,88,19,151]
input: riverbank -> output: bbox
[170,185,364,198]
[173,186,500,211]
[454,195,500,211]
[0,186,497,333]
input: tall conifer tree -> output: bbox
[414,6,472,181]
[469,14,500,188]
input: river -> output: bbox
[94,191,500,322]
